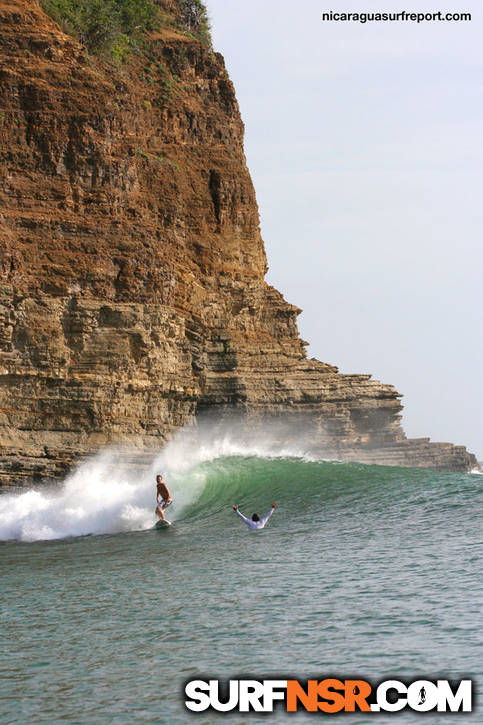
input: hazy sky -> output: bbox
[205,0,482,459]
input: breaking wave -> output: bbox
[1,423,478,543]
[0,424,326,542]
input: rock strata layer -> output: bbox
[0,0,478,487]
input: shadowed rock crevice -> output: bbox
[209,170,221,230]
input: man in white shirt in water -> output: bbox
[232,502,278,530]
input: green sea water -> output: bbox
[1,443,481,724]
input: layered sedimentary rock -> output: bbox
[0,0,477,486]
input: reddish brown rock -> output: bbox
[0,0,478,487]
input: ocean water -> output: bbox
[0,431,481,724]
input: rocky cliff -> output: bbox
[0,0,477,487]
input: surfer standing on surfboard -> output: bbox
[232,502,277,530]
[155,474,172,521]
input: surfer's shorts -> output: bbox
[158,497,172,510]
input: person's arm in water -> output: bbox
[232,505,252,525]
[260,502,278,526]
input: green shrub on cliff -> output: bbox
[40,0,211,61]
[40,0,159,59]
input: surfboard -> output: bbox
[155,519,172,529]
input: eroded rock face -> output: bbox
[0,0,477,486]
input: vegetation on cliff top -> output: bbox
[40,0,211,61]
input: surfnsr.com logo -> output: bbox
[184,678,472,714]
